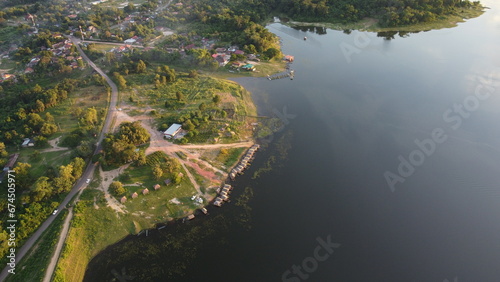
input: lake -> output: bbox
[85,1,500,281]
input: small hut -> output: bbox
[153,184,161,191]
[120,196,127,203]
[242,64,255,71]
[131,192,138,199]
[164,179,172,185]
[142,188,149,195]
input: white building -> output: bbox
[164,123,182,139]
[124,38,136,44]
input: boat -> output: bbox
[201,208,208,214]
[304,37,307,40]
[187,214,195,220]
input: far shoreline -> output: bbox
[275,4,486,33]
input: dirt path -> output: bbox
[181,141,254,150]
[98,165,129,213]
[43,206,74,282]
[41,136,69,153]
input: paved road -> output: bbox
[0,36,119,282]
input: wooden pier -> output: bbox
[267,70,294,80]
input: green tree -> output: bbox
[35,99,45,112]
[0,142,8,167]
[263,47,281,60]
[136,60,147,73]
[114,72,127,90]
[70,157,85,179]
[213,94,221,104]
[176,91,185,102]
[40,123,57,136]
[188,70,198,78]
[110,181,126,195]
[53,164,74,193]
[183,119,195,131]
[14,163,32,191]
[137,151,147,166]
[152,165,163,180]
[76,140,93,158]
[45,112,55,123]
[118,121,151,145]
[83,107,98,126]
[32,176,53,202]
[198,102,206,111]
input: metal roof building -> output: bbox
[163,123,182,138]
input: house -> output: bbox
[3,154,19,171]
[164,179,172,185]
[242,64,255,71]
[131,192,138,199]
[21,138,35,147]
[214,54,230,67]
[24,67,34,74]
[164,123,182,139]
[232,61,244,68]
[124,38,136,44]
[153,184,161,190]
[234,50,245,55]
[215,47,226,53]
[2,74,14,80]
[142,188,149,195]
[120,196,127,203]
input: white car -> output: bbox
[86,178,91,184]
[52,209,58,215]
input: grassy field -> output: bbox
[119,70,257,144]
[198,147,247,172]
[210,60,287,79]
[119,162,200,222]
[5,210,68,282]
[89,43,116,52]
[47,85,109,138]
[17,149,73,179]
[54,189,131,282]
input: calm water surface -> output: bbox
[85,1,500,281]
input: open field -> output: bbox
[54,189,131,282]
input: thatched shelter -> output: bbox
[153,184,161,190]
[142,188,149,195]
[120,196,127,203]
[131,192,138,199]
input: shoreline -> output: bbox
[278,5,486,33]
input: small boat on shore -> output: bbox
[201,208,208,214]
